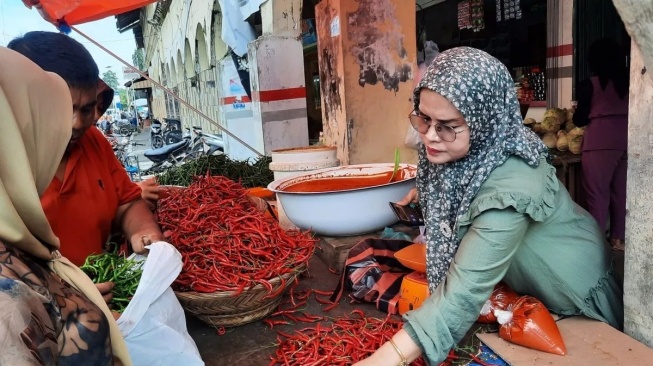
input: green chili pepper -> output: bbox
[80,251,144,313]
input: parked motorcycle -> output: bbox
[142,128,192,174]
[112,136,141,181]
[115,119,137,136]
[150,118,164,149]
[190,126,225,157]
[162,118,183,145]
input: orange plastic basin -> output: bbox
[246,187,275,200]
[394,243,427,273]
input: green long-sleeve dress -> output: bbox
[403,156,623,365]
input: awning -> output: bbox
[115,9,140,32]
[124,74,150,88]
[131,80,152,89]
[22,0,158,26]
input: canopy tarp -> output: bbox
[22,0,158,26]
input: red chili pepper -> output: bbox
[263,319,291,329]
[268,312,428,365]
[157,176,317,295]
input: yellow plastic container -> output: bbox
[398,271,430,315]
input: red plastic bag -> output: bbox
[477,282,518,323]
[495,296,567,355]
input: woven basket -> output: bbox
[175,265,305,328]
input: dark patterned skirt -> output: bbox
[0,242,113,365]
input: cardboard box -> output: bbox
[477,316,653,365]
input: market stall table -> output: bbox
[550,150,586,209]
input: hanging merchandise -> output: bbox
[238,0,268,21]
[496,0,503,22]
[458,1,472,30]
[516,0,522,20]
[503,0,523,21]
[470,0,485,32]
[218,0,258,57]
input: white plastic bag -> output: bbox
[413,226,426,244]
[117,242,203,366]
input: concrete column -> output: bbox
[315,0,417,165]
[611,0,653,348]
[623,42,653,348]
[247,36,309,155]
[546,0,573,108]
[243,0,309,156]
[218,58,260,160]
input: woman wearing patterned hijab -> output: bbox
[354,47,622,366]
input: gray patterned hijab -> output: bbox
[414,47,547,292]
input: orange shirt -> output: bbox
[41,127,141,266]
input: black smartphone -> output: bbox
[389,202,424,227]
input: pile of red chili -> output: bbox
[270,310,427,366]
[157,175,316,294]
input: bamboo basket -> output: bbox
[175,264,306,328]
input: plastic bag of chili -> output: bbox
[494,296,567,355]
[477,282,519,324]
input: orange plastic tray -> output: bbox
[394,243,427,273]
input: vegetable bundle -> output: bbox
[270,310,427,366]
[80,252,144,313]
[156,154,274,188]
[157,175,316,294]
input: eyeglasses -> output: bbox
[408,111,467,142]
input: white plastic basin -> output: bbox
[267,163,417,236]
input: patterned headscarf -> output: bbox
[413,47,547,292]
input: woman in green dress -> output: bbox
[354,47,622,366]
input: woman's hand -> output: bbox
[95,281,115,303]
[137,178,159,208]
[396,188,419,206]
[354,330,423,366]
[353,346,402,366]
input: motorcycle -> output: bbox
[115,119,137,136]
[150,119,164,149]
[142,129,192,174]
[162,118,183,145]
[112,136,141,181]
[189,126,225,158]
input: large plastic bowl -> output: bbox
[267,163,417,236]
